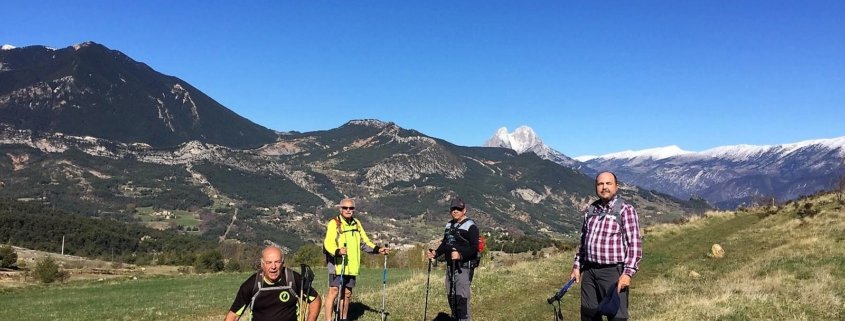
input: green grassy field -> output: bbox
[2,193,844,320]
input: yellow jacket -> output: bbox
[323,216,377,276]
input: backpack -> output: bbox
[587,198,628,242]
[247,267,298,315]
[446,218,484,267]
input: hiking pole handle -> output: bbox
[427,248,438,267]
[547,278,576,304]
[383,243,389,281]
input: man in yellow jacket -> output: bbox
[323,198,389,321]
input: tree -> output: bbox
[0,245,17,269]
[224,260,242,272]
[193,250,224,273]
[33,256,65,283]
[290,243,324,267]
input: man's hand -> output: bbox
[617,274,631,292]
[379,247,390,255]
[338,247,347,255]
[426,249,435,260]
[570,268,581,283]
[450,250,461,260]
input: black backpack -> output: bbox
[444,218,483,267]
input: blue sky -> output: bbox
[3,1,843,157]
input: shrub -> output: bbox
[757,206,779,219]
[193,251,224,273]
[177,266,192,274]
[0,245,17,269]
[33,256,66,283]
[290,244,324,267]
[797,202,819,219]
[224,260,242,272]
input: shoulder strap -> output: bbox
[588,199,625,229]
[286,267,299,299]
[335,216,360,233]
[612,198,625,229]
[248,271,262,314]
[352,218,361,232]
[333,216,341,247]
[612,198,628,246]
[248,269,298,313]
[449,218,475,230]
[334,216,342,233]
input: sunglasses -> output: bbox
[450,207,464,212]
[341,206,355,211]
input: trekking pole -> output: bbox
[547,278,576,321]
[299,265,305,321]
[381,243,389,321]
[423,250,433,321]
[299,264,314,321]
[334,243,348,321]
[449,258,459,320]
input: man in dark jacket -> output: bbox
[427,196,479,321]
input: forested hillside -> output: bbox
[0,198,216,265]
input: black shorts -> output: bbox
[329,274,357,289]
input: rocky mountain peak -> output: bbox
[345,119,394,129]
[484,126,578,167]
[485,126,542,154]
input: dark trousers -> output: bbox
[581,263,629,321]
[445,263,473,321]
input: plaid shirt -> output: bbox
[572,196,643,277]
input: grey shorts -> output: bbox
[329,274,357,289]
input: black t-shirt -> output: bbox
[229,269,318,321]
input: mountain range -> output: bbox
[0,42,698,250]
[0,42,277,149]
[485,127,845,208]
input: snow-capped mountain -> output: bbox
[575,145,692,162]
[579,137,845,208]
[483,126,578,167]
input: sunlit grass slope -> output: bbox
[2,192,843,320]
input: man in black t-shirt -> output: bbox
[225,246,321,321]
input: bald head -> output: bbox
[595,171,619,203]
[595,171,618,184]
[261,246,284,261]
[260,246,284,281]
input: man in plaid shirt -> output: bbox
[570,171,642,321]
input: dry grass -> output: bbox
[2,193,844,320]
[635,195,845,321]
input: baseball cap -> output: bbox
[450,197,465,209]
[598,283,620,316]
